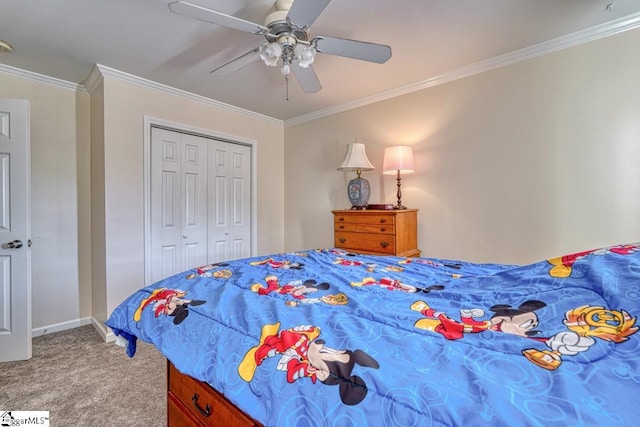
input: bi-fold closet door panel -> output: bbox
[150,127,251,283]
[208,142,251,264]
[150,128,208,282]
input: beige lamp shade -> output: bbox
[382,146,414,174]
[338,142,375,172]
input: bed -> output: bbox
[106,243,640,426]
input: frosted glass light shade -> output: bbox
[382,146,414,174]
[338,143,375,172]
[294,44,316,68]
[260,42,281,67]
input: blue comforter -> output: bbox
[106,244,640,426]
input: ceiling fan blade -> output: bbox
[211,47,260,76]
[287,0,332,29]
[291,63,322,93]
[314,36,392,64]
[168,1,268,35]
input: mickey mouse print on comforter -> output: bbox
[106,244,640,427]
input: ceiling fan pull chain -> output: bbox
[285,75,289,101]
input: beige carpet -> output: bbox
[0,325,166,426]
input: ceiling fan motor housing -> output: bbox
[265,10,310,43]
[275,0,294,11]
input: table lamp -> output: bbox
[383,145,414,209]
[338,142,375,209]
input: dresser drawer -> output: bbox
[168,395,201,427]
[334,214,395,226]
[168,362,258,427]
[334,222,395,234]
[335,231,396,254]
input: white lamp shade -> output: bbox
[383,146,414,174]
[337,142,375,171]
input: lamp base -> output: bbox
[347,177,371,209]
[393,173,408,210]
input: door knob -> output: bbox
[7,240,23,249]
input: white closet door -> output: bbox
[208,141,251,263]
[150,128,208,282]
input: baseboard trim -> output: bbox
[32,317,92,338]
[32,317,116,343]
[91,317,116,343]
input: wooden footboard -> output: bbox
[167,361,262,427]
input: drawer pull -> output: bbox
[380,241,389,248]
[339,237,346,244]
[192,393,212,417]
[380,228,386,232]
[339,225,344,229]
[338,217,345,221]
[380,219,386,223]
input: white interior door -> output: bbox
[0,98,31,363]
[150,128,208,283]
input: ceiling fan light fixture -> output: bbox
[169,0,392,96]
[294,44,316,68]
[259,42,282,66]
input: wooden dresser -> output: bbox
[332,209,420,257]
[167,361,262,427]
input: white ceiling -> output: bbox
[1,0,640,122]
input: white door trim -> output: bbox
[143,116,257,285]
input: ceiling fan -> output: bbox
[168,0,392,96]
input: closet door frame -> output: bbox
[142,116,257,286]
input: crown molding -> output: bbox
[83,64,103,95]
[94,64,283,126]
[284,12,640,127]
[0,62,282,126]
[0,63,85,92]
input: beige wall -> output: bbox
[0,73,91,331]
[284,28,640,264]
[93,75,285,325]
